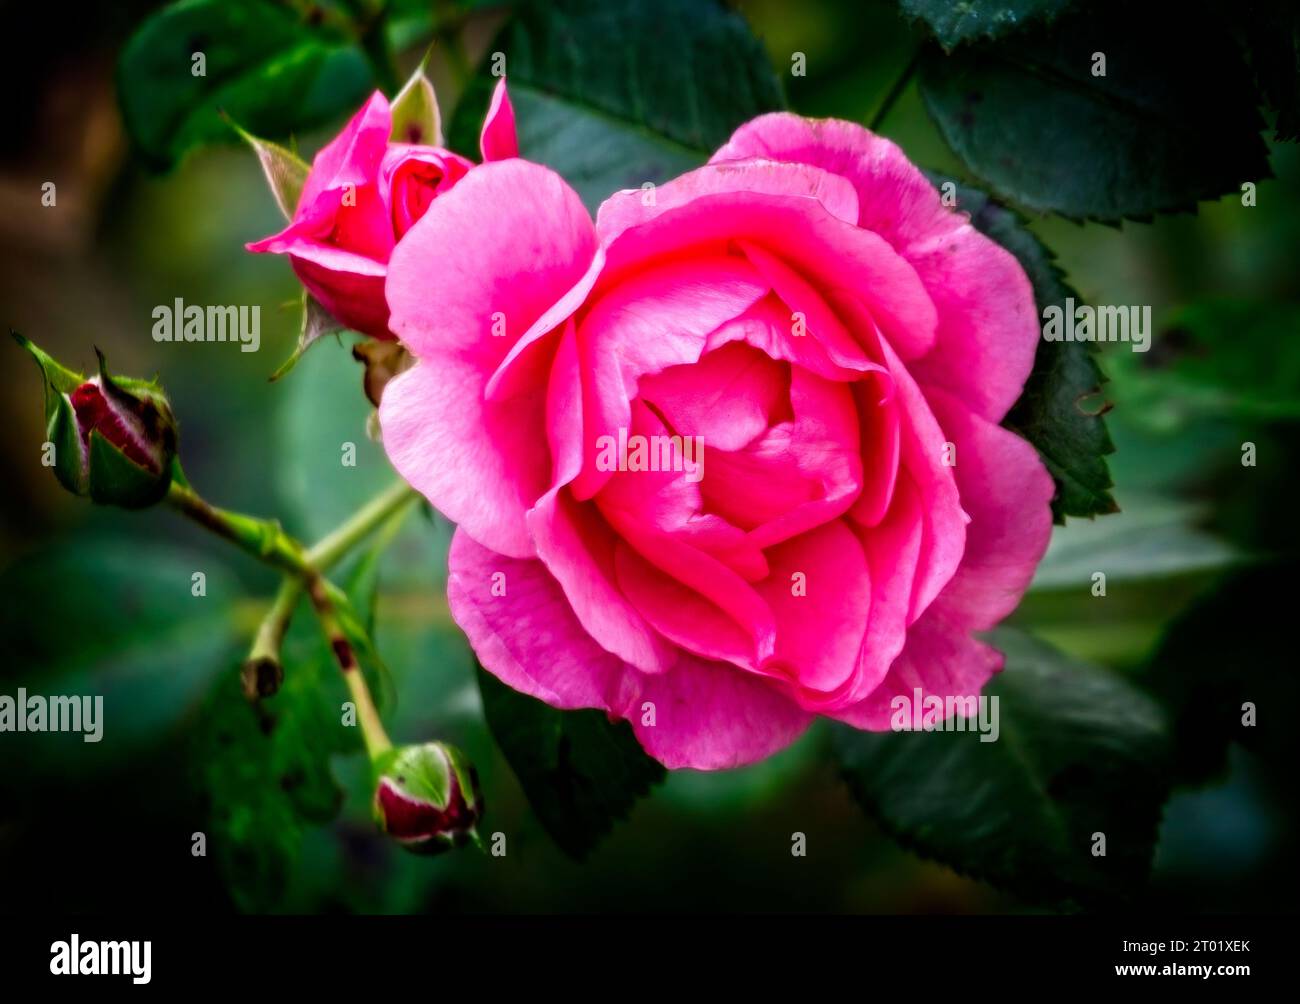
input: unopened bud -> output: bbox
[14,334,177,508]
[372,742,483,854]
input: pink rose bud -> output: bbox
[246,74,518,342]
[372,742,483,854]
[14,334,176,508]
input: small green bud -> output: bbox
[372,742,483,855]
[14,334,177,508]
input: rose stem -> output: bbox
[305,571,393,759]
[166,476,420,696]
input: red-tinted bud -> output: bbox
[15,334,177,508]
[70,378,170,475]
[372,742,483,855]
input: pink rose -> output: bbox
[247,80,519,340]
[379,114,1055,769]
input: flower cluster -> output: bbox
[251,77,1053,772]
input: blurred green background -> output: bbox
[1,0,1296,913]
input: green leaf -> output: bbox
[833,628,1170,907]
[448,0,784,209]
[196,623,357,911]
[919,5,1271,221]
[118,0,372,170]
[194,537,393,912]
[1030,493,1241,591]
[477,665,664,858]
[1141,562,1299,786]
[1231,0,1300,141]
[898,0,1076,51]
[0,538,242,779]
[931,176,1115,519]
[12,333,90,494]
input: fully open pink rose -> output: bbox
[247,80,518,340]
[380,113,1055,769]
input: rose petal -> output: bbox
[480,78,519,162]
[631,652,813,770]
[289,251,390,339]
[828,605,1003,731]
[845,471,924,704]
[871,325,967,622]
[595,187,937,368]
[527,485,677,673]
[596,158,860,242]
[380,145,473,239]
[385,159,597,366]
[298,91,391,210]
[713,113,1037,418]
[754,518,871,696]
[923,387,1054,629]
[570,253,768,499]
[638,340,789,452]
[447,529,636,710]
[701,368,861,550]
[847,369,900,528]
[378,357,548,559]
[704,293,862,383]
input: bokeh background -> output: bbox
[1,0,1297,913]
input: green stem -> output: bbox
[168,476,419,700]
[166,480,305,573]
[241,482,419,697]
[166,470,409,754]
[242,577,300,699]
[307,480,420,568]
[869,50,922,132]
[306,573,392,758]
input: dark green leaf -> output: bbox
[194,547,393,912]
[448,0,784,208]
[1141,562,1298,786]
[189,480,402,911]
[919,5,1271,220]
[1030,493,1239,591]
[386,0,507,51]
[833,628,1170,907]
[1230,0,1300,141]
[899,0,1076,51]
[118,0,372,170]
[0,539,241,778]
[932,175,1115,519]
[477,665,664,858]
